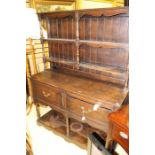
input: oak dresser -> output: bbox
[31,7,129,149]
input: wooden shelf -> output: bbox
[79,62,127,78]
[69,132,87,149]
[42,38,75,43]
[37,110,67,142]
[69,118,107,140]
[37,109,87,149]
[46,58,127,77]
[79,40,128,49]
[42,38,128,49]
[38,110,66,128]
[46,57,76,65]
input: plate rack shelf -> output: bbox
[38,7,129,87]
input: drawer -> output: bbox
[67,96,110,124]
[32,81,62,107]
[112,124,129,152]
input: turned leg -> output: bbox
[66,117,70,137]
[36,104,41,119]
[105,122,113,149]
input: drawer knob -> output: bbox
[42,91,50,97]
[119,131,128,139]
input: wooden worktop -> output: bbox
[31,70,128,110]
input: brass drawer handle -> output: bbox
[42,91,50,97]
[80,102,101,121]
[119,131,128,139]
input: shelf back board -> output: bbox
[38,7,129,88]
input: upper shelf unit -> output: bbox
[38,7,129,88]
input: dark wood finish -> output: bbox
[67,96,109,130]
[38,110,66,128]
[106,104,129,153]
[31,69,128,148]
[69,118,107,139]
[32,70,127,110]
[38,7,129,87]
[32,7,129,149]
[32,80,62,107]
[37,110,87,149]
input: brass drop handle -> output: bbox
[42,91,50,97]
[80,106,87,121]
[119,131,128,139]
[93,103,101,111]
[80,102,101,121]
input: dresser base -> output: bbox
[37,107,107,149]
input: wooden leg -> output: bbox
[36,104,41,119]
[66,116,70,137]
[105,122,113,149]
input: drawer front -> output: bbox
[67,96,110,124]
[112,125,129,152]
[32,81,62,107]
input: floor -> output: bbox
[26,104,127,155]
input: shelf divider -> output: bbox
[75,11,80,69]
